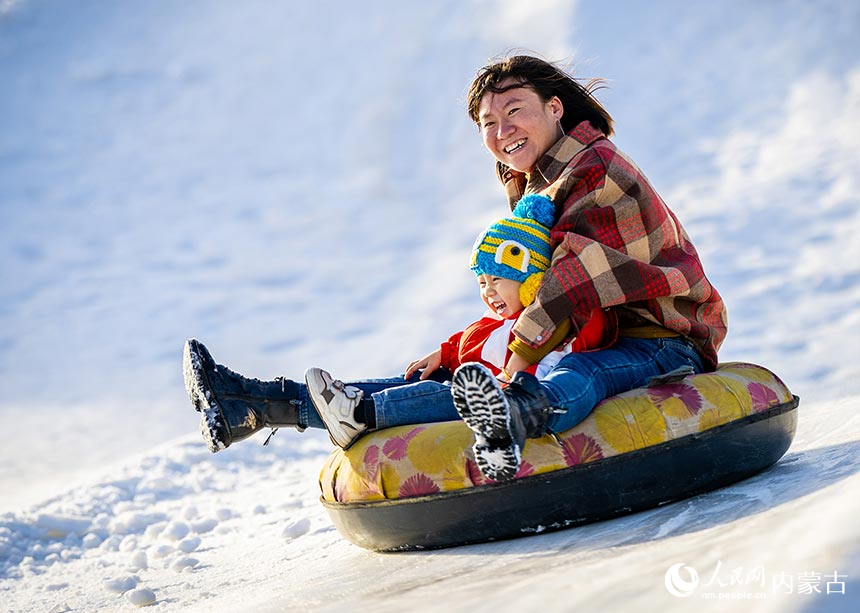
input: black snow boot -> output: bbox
[182,338,304,453]
[452,363,555,482]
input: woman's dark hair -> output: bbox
[467,55,613,136]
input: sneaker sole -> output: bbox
[472,442,521,482]
[452,363,521,481]
[304,368,364,449]
[452,363,514,441]
[183,339,228,453]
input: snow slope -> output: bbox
[1,0,859,611]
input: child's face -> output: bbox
[477,274,524,319]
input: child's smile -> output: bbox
[477,274,524,319]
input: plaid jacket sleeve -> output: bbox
[511,142,727,368]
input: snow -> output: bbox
[1,0,859,611]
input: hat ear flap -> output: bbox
[519,273,543,307]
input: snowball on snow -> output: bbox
[178,536,201,553]
[82,533,102,549]
[126,588,157,607]
[282,517,311,540]
[170,556,199,573]
[190,518,218,534]
[161,521,190,541]
[151,544,174,559]
[128,550,148,571]
[103,575,140,593]
[215,508,234,521]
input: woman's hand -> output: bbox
[405,349,443,380]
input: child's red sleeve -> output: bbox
[439,331,464,371]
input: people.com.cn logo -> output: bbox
[665,563,700,597]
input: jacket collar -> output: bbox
[532,120,606,186]
[497,120,606,208]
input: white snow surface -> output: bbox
[1,0,859,611]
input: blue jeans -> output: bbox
[541,336,705,432]
[297,368,459,431]
[298,337,704,434]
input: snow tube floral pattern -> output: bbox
[319,363,793,503]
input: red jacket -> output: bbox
[439,308,608,378]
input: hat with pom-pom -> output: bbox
[470,193,555,307]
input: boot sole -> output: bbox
[183,339,229,453]
[451,363,521,481]
[472,442,521,482]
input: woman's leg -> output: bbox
[184,339,307,452]
[450,336,705,481]
[541,336,705,432]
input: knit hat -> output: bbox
[470,193,555,307]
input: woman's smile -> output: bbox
[503,139,527,154]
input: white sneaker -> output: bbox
[304,367,367,448]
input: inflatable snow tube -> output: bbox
[319,362,798,551]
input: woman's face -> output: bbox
[478,78,564,173]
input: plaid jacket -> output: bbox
[498,121,727,369]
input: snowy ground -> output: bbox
[1,0,859,611]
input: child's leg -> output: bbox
[298,369,459,440]
[540,336,705,432]
[366,377,460,430]
[185,338,460,450]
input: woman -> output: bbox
[450,55,728,482]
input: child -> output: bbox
[183,194,606,452]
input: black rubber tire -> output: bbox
[322,396,799,551]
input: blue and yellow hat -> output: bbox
[470,194,555,307]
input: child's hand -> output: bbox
[405,349,443,380]
[504,353,531,378]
